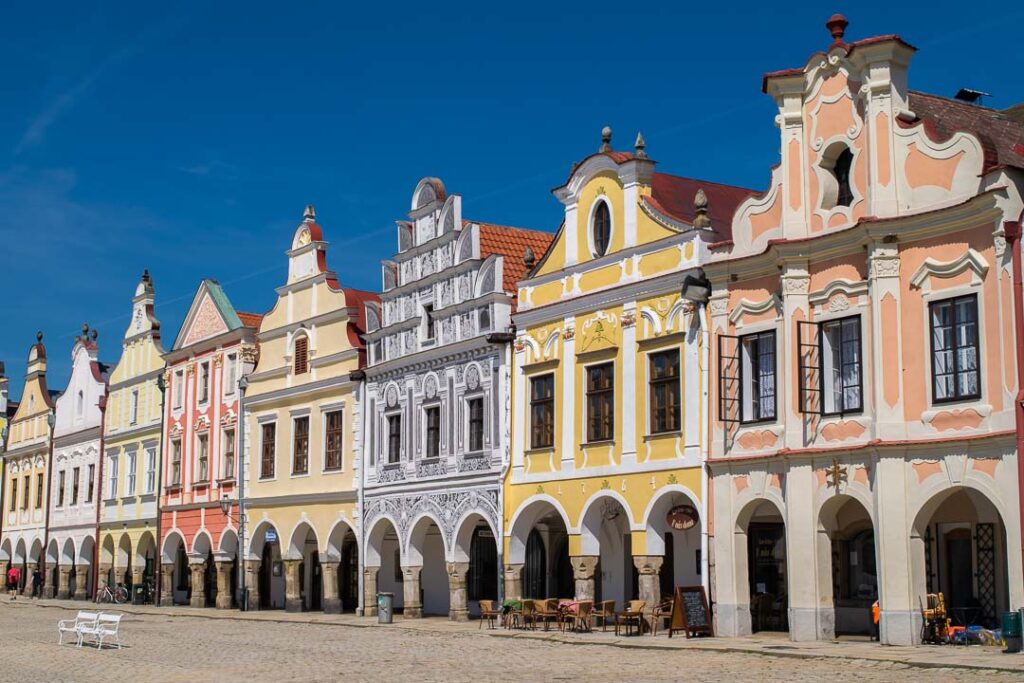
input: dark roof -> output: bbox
[906,91,1024,172]
[477,223,556,298]
[646,173,757,240]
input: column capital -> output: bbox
[632,555,664,575]
[569,555,599,580]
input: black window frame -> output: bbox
[424,405,441,459]
[740,330,777,424]
[797,316,863,416]
[387,413,402,464]
[648,348,681,434]
[929,294,981,404]
[467,397,484,452]
[585,361,615,443]
[592,201,611,257]
[529,374,555,450]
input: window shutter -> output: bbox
[797,320,823,415]
[294,336,308,374]
[718,334,741,423]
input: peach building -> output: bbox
[706,16,1024,645]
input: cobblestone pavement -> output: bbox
[1,602,1020,683]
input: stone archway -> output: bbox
[217,529,239,609]
[247,520,284,610]
[364,517,402,616]
[285,522,321,612]
[191,532,215,608]
[325,521,358,614]
[727,497,789,636]
[46,538,60,598]
[99,535,114,592]
[406,515,448,618]
[160,532,189,606]
[643,488,703,621]
[136,531,157,603]
[507,498,572,602]
[77,536,95,600]
[818,495,877,638]
[115,534,133,589]
[452,513,498,621]
[579,494,634,608]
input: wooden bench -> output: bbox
[78,613,123,649]
[57,611,99,646]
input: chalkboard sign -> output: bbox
[669,585,713,638]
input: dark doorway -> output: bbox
[748,522,788,632]
[310,551,323,611]
[259,543,274,609]
[660,531,675,598]
[524,529,546,599]
[340,537,358,611]
[467,526,498,602]
[205,550,217,607]
[945,529,974,615]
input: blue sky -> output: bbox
[1,1,1021,399]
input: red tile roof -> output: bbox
[477,222,555,297]
[237,312,264,329]
[906,91,1024,172]
[647,173,757,241]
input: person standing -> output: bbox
[6,565,19,600]
[31,567,43,598]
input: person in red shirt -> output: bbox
[7,565,21,600]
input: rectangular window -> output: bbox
[107,456,118,499]
[57,470,66,506]
[798,317,862,416]
[197,434,209,482]
[130,389,139,425]
[324,412,343,471]
[36,473,44,508]
[387,414,402,464]
[126,451,137,496]
[261,423,276,479]
[71,467,80,505]
[741,331,776,423]
[586,362,615,442]
[293,417,309,474]
[294,336,309,375]
[170,440,182,486]
[649,349,681,434]
[423,304,435,341]
[931,295,980,402]
[530,374,555,449]
[21,476,29,510]
[199,362,210,403]
[223,429,236,479]
[224,353,237,395]
[425,406,441,458]
[87,464,95,503]
[173,369,184,410]
[145,447,156,493]
[468,397,484,452]
[10,477,17,511]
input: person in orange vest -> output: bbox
[871,599,880,641]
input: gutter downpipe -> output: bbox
[153,374,167,605]
[237,375,248,611]
[487,330,516,606]
[699,304,711,598]
[351,369,366,617]
[1005,217,1024,593]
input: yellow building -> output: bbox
[242,206,374,613]
[0,333,57,594]
[99,271,166,600]
[504,129,753,620]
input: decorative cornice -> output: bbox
[909,247,990,292]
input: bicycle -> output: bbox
[96,583,130,605]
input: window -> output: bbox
[260,423,276,479]
[107,455,118,499]
[222,429,236,479]
[294,335,309,375]
[423,305,436,341]
[145,448,156,493]
[592,201,611,257]
[739,332,776,423]
[57,470,66,506]
[797,317,862,416]
[36,473,44,508]
[530,374,555,449]
[468,398,484,452]
[425,406,441,458]
[387,414,402,464]
[478,306,491,333]
[196,434,209,482]
[71,467,80,505]
[324,412,343,471]
[9,477,17,511]
[199,363,210,403]
[130,389,139,425]
[224,353,237,395]
[21,476,29,510]
[586,362,615,442]
[126,450,137,495]
[86,464,95,503]
[649,350,681,434]
[931,295,980,402]
[833,148,854,207]
[173,369,184,410]
[293,417,309,474]
[76,390,84,417]
[170,440,182,486]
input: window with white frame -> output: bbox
[530,374,555,449]
[223,429,236,479]
[260,423,276,479]
[585,362,614,442]
[467,397,484,452]
[144,447,156,493]
[719,330,777,424]
[592,200,611,257]
[86,464,95,503]
[292,417,309,475]
[107,455,119,499]
[198,362,210,403]
[424,406,441,458]
[173,369,184,410]
[57,470,66,506]
[648,349,681,434]
[130,389,139,425]
[324,412,343,471]
[197,433,209,482]
[930,294,980,403]
[170,440,182,486]
[224,353,237,396]
[387,414,402,464]
[126,450,137,495]
[71,467,80,505]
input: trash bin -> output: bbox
[133,585,146,605]
[1002,611,1022,653]
[378,592,394,624]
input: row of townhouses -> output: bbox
[1,17,1023,646]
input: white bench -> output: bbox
[77,613,122,649]
[57,611,99,646]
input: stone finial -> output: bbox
[91,329,99,342]
[634,131,647,159]
[600,126,612,153]
[693,188,711,229]
[81,323,90,341]
[141,268,151,283]
[36,331,43,343]
[524,246,536,269]
[304,204,316,221]
[826,13,848,44]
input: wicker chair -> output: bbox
[592,600,616,632]
[651,596,674,636]
[520,599,538,630]
[616,600,647,636]
[478,600,499,630]
[535,598,560,631]
[567,600,593,633]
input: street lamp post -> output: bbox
[154,372,166,606]
[235,374,249,610]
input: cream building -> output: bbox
[47,325,109,599]
[0,332,58,594]
[99,271,166,600]
[243,206,375,613]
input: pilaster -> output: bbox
[633,555,663,628]
[160,563,174,606]
[570,555,598,602]
[402,565,423,618]
[73,565,90,600]
[283,559,302,612]
[363,567,379,617]
[504,563,523,601]
[189,562,206,608]
[867,241,905,439]
[447,561,470,621]
[321,561,341,614]
[215,561,233,609]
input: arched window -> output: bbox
[821,144,855,210]
[592,201,611,257]
[293,335,309,375]
[833,148,854,207]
